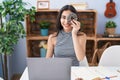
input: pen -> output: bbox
[101,75,117,80]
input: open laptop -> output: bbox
[27,58,72,80]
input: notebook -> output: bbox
[27,58,72,80]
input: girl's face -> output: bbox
[60,10,72,32]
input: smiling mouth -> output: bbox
[64,24,71,27]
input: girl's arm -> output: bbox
[71,20,86,61]
[46,34,55,58]
[72,33,86,61]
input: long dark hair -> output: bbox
[56,5,77,35]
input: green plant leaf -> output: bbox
[39,21,51,29]
[0,0,35,55]
[105,20,117,28]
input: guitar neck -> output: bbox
[110,0,113,3]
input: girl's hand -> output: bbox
[71,19,81,35]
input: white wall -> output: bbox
[11,0,120,76]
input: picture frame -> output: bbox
[37,0,49,10]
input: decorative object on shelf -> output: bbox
[39,41,47,57]
[37,0,49,10]
[39,21,51,36]
[105,20,117,35]
[104,0,117,18]
[70,2,88,10]
[0,0,35,80]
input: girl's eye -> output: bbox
[61,16,66,19]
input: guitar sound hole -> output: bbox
[109,6,113,10]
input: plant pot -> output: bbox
[40,29,48,36]
[106,28,115,35]
[40,48,47,57]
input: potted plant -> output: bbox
[0,0,35,80]
[105,20,117,35]
[39,21,51,36]
[38,41,47,57]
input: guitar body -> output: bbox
[104,0,117,18]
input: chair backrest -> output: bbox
[79,56,89,66]
[98,45,120,66]
[91,42,111,66]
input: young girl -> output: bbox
[46,5,86,66]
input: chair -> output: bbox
[91,42,111,66]
[79,56,89,66]
[98,45,120,66]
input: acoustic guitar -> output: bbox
[104,0,117,18]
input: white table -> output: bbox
[20,67,29,80]
[71,66,120,80]
[20,67,120,80]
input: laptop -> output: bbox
[27,58,72,80]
